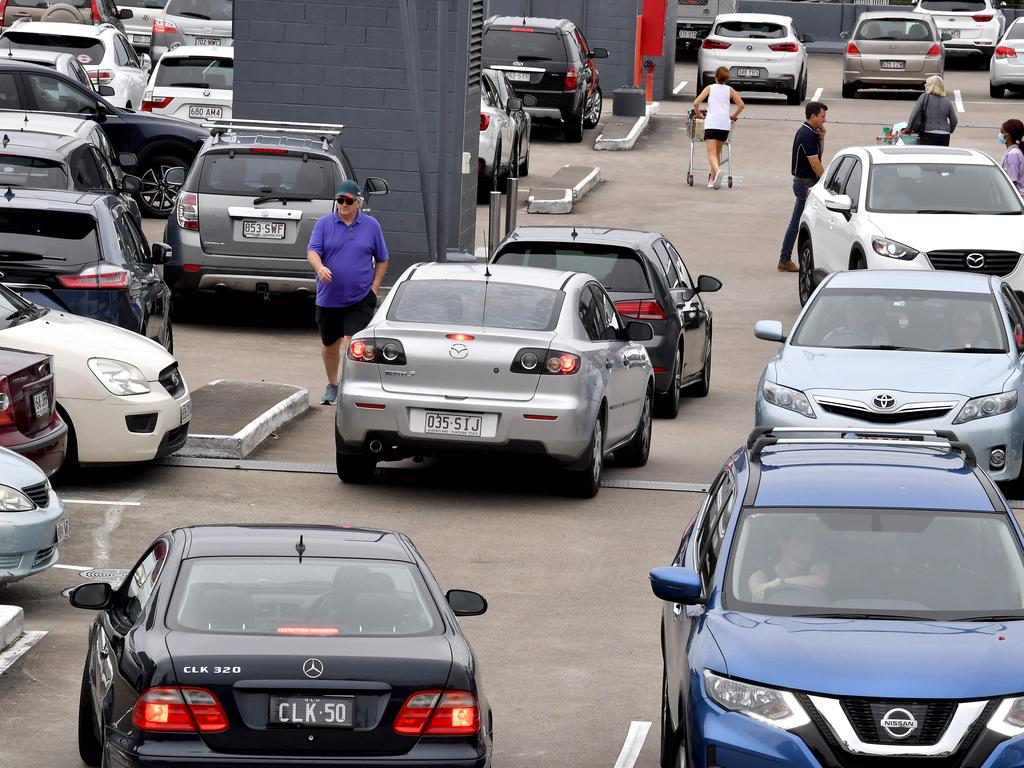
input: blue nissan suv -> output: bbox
[651,427,1024,768]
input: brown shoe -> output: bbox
[777,260,799,273]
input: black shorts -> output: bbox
[316,291,377,346]
[703,128,730,142]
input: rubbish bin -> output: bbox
[612,87,645,118]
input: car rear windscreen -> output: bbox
[169,557,442,637]
[0,157,69,188]
[714,21,786,39]
[165,0,233,21]
[483,29,567,61]
[855,19,935,41]
[0,209,100,266]
[1007,21,1024,39]
[494,244,651,293]
[0,33,105,66]
[198,152,337,198]
[388,279,564,331]
[918,0,986,10]
[155,56,233,89]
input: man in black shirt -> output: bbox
[779,101,828,273]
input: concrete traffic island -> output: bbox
[0,605,22,651]
[177,380,309,460]
[526,165,601,214]
[594,106,655,151]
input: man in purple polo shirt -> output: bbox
[306,179,389,405]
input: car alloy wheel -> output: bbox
[590,419,604,487]
[584,86,603,128]
[798,240,815,306]
[138,154,186,217]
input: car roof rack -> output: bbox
[204,119,344,151]
[745,426,976,467]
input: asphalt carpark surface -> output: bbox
[2,53,1022,767]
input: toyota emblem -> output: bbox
[302,658,324,679]
[880,708,918,740]
[449,344,469,359]
[872,393,896,410]
[966,253,986,269]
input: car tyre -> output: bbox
[519,131,531,177]
[852,252,867,270]
[336,452,377,484]
[660,668,685,768]
[684,329,711,398]
[991,83,1005,98]
[655,347,682,419]
[786,79,802,105]
[798,239,815,307]
[78,667,102,767]
[565,417,603,498]
[617,388,652,467]
[563,106,585,143]
[583,86,603,129]
[841,82,857,99]
[138,152,188,218]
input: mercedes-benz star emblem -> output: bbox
[966,253,986,269]
[872,393,896,410]
[449,344,469,359]
[880,708,918,740]
[302,658,324,679]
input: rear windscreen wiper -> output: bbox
[252,195,314,205]
[179,11,211,19]
[513,55,551,61]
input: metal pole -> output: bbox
[435,0,448,263]
[488,190,502,258]
[504,177,518,236]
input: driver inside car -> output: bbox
[749,527,831,603]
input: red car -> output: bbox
[0,348,67,477]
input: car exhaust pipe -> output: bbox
[369,440,384,454]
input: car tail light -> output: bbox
[275,626,340,636]
[511,348,580,375]
[510,26,534,32]
[973,13,993,21]
[702,38,731,50]
[132,687,228,733]
[996,45,1017,58]
[89,70,114,86]
[153,17,177,34]
[176,191,199,231]
[925,43,942,57]
[90,0,99,23]
[0,0,8,27]
[846,42,861,55]
[141,96,173,112]
[614,299,668,321]
[394,691,479,736]
[769,42,799,52]
[0,377,14,428]
[249,148,289,155]
[347,338,406,365]
[57,265,131,289]
[564,68,578,90]
[480,113,490,131]
[446,333,475,341]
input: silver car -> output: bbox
[755,270,1024,482]
[0,48,94,89]
[478,67,530,199]
[990,17,1024,97]
[841,11,944,98]
[335,263,656,498]
[118,0,164,50]
[0,446,68,585]
[150,0,232,62]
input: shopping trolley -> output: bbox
[685,109,733,188]
[876,120,919,146]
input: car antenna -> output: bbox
[3,186,13,203]
[571,226,578,240]
[1,134,7,149]
[295,534,306,563]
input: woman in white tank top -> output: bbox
[692,66,744,189]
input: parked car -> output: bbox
[117,0,163,50]
[0,20,151,108]
[141,44,232,123]
[0,188,173,350]
[990,17,1024,97]
[842,11,945,98]
[652,426,1024,768]
[482,15,607,143]
[335,262,655,497]
[699,13,812,105]
[478,67,529,198]
[150,0,233,62]
[0,47,93,88]
[71,524,491,767]
[795,145,1024,306]
[0,349,67,477]
[0,59,209,216]
[914,0,1005,61]
[492,226,720,419]
[0,445,68,584]
[0,0,129,33]
[0,282,190,466]
[164,119,388,302]
[676,0,737,53]
[755,270,1024,481]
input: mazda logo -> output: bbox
[872,393,896,410]
[302,658,324,679]
[449,344,469,359]
[880,708,918,740]
[966,253,986,269]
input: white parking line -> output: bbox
[613,721,652,768]
[62,499,142,507]
[954,89,965,113]
[673,80,689,95]
[0,630,46,676]
[812,87,823,101]
[52,564,93,572]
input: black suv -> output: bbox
[482,15,607,143]
[0,60,209,216]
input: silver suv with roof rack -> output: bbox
[163,119,389,303]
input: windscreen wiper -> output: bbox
[843,344,925,351]
[952,615,1024,622]
[252,195,314,205]
[936,347,1007,354]
[793,612,927,621]
[4,305,40,322]
[913,209,980,214]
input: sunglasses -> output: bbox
[336,196,358,206]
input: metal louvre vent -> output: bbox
[841,700,956,746]
[22,481,48,508]
[468,0,484,85]
[32,545,56,568]
[816,401,954,423]
[927,250,1021,277]
[680,0,710,7]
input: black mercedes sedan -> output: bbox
[70,525,492,768]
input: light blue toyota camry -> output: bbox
[754,270,1024,482]
[650,426,1024,768]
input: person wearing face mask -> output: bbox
[999,119,1024,194]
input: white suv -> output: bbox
[914,0,1005,61]
[0,20,150,108]
[795,146,1024,306]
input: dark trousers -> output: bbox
[919,132,950,146]
[780,178,816,263]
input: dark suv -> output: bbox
[482,15,607,143]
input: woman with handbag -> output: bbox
[906,75,958,146]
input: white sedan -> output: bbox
[0,21,150,109]
[0,285,191,466]
[990,17,1024,97]
[141,45,233,122]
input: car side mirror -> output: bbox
[824,194,853,215]
[1000,1,1007,8]
[70,581,113,610]
[649,566,704,605]
[625,321,654,342]
[696,274,722,294]
[363,176,389,197]
[120,174,141,195]
[141,53,151,72]
[119,7,133,18]
[801,33,816,43]
[506,96,523,113]
[941,30,954,41]
[98,84,116,97]
[590,47,609,59]
[149,242,172,265]
[164,166,186,186]
[446,589,487,616]
[754,320,786,343]
[840,30,850,40]
[118,152,138,169]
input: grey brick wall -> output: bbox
[233,0,483,282]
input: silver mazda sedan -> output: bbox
[335,263,655,497]
[754,270,1024,482]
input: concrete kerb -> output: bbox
[0,605,23,651]
[527,165,602,214]
[594,103,657,151]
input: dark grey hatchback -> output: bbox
[492,227,721,418]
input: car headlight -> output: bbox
[871,236,919,261]
[0,484,36,512]
[88,358,151,396]
[704,671,810,730]
[762,381,815,418]
[953,391,1017,424]
[988,697,1024,737]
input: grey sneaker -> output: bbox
[321,384,338,405]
